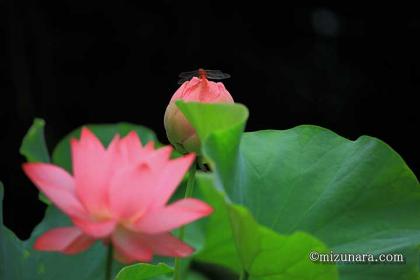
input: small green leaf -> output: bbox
[176,101,248,143]
[19,118,52,204]
[186,271,209,280]
[176,101,248,187]
[115,263,173,280]
[20,118,50,163]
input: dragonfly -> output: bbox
[178,68,231,84]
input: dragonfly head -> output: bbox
[198,68,208,80]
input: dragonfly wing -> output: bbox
[178,70,199,78]
[177,77,190,84]
[205,70,231,80]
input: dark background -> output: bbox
[0,0,418,248]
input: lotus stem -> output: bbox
[173,161,197,280]
[105,244,113,280]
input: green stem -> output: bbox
[105,244,113,280]
[183,162,197,200]
[173,255,182,280]
[173,162,197,280]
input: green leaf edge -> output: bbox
[114,262,173,280]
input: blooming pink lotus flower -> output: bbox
[22,128,212,263]
[164,77,234,154]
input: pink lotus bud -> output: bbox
[164,76,234,154]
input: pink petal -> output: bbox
[71,128,112,215]
[105,133,121,155]
[22,163,86,219]
[108,163,156,220]
[141,233,194,257]
[113,247,137,264]
[150,154,195,208]
[141,146,173,169]
[115,133,165,167]
[112,228,153,263]
[105,134,126,168]
[169,80,189,102]
[121,131,142,150]
[117,132,143,164]
[72,217,116,238]
[134,198,213,234]
[34,227,94,254]
[63,235,96,254]
[143,141,155,152]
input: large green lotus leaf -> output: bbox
[237,129,420,280]
[0,182,25,279]
[52,122,158,172]
[178,102,420,279]
[197,175,338,280]
[194,175,241,273]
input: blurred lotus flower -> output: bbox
[164,77,234,154]
[23,128,212,263]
